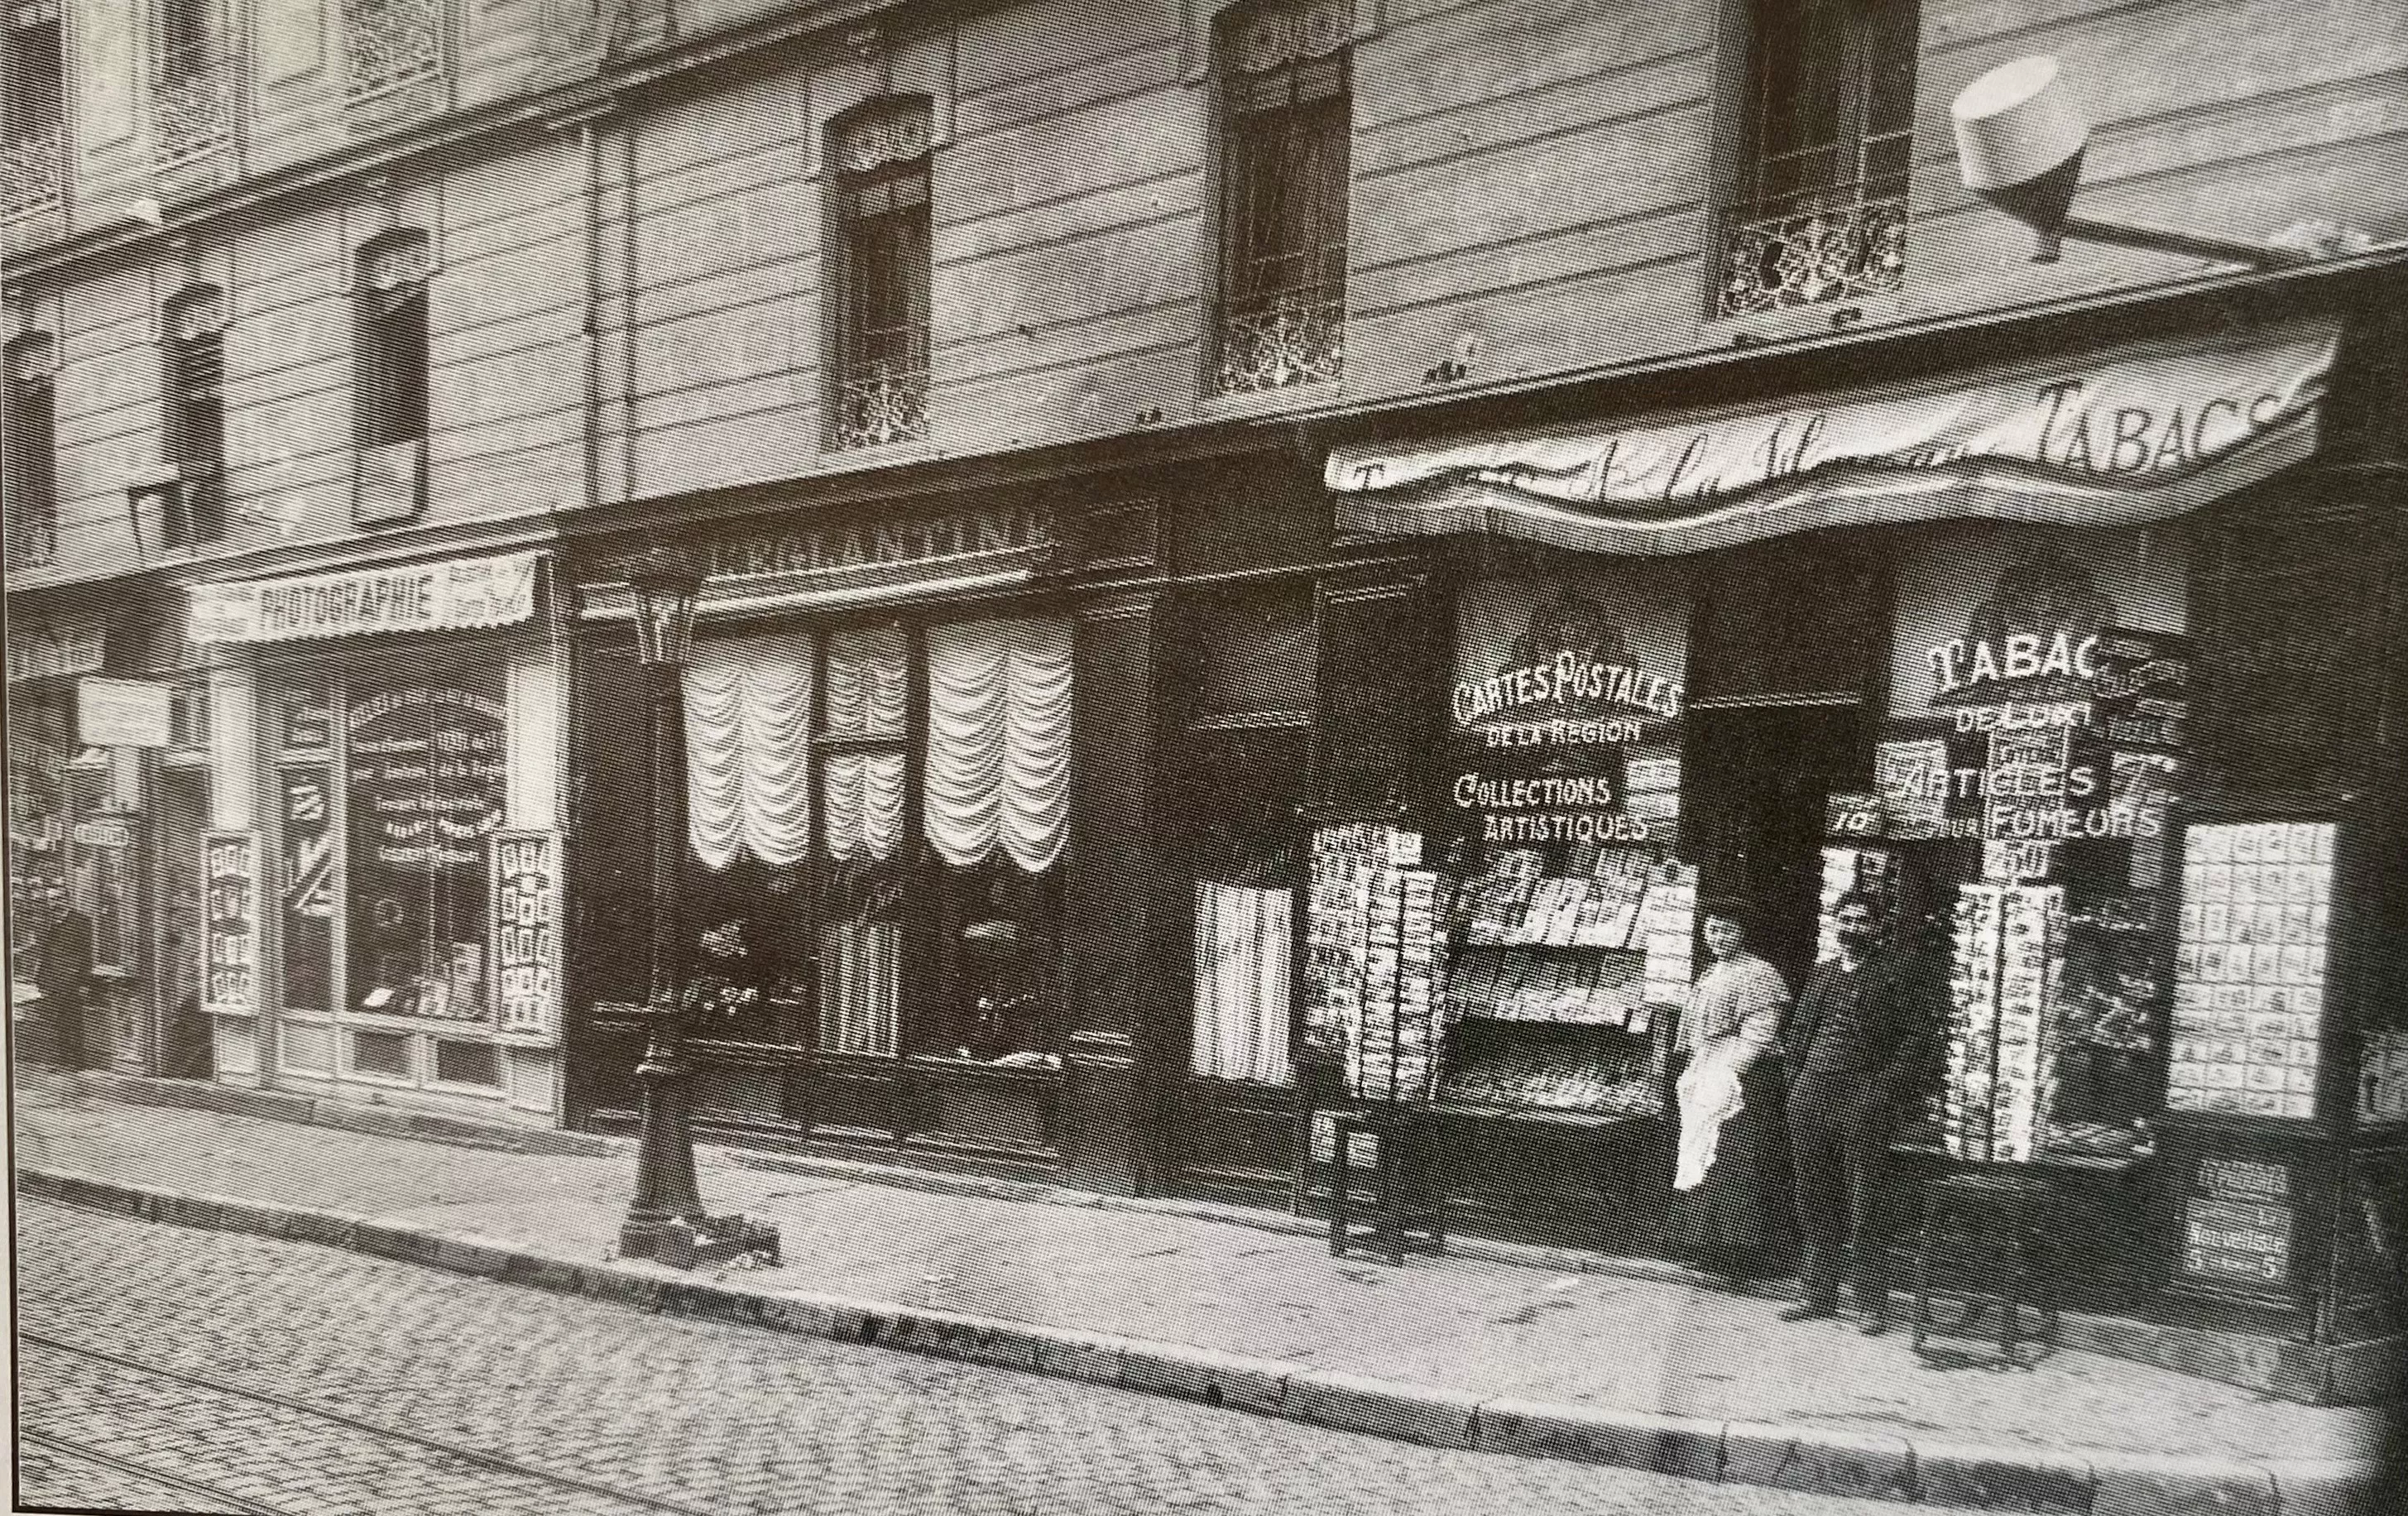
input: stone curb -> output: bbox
[17,1164,2385,1514]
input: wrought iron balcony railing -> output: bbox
[153,64,232,170]
[343,0,443,102]
[1716,186,1909,319]
[832,361,930,451]
[1215,284,1345,396]
[1,128,64,219]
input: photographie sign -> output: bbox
[189,553,540,645]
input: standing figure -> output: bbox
[1779,891,1934,1334]
[35,899,94,1071]
[1671,901,1793,1279]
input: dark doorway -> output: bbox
[1685,704,1864,993]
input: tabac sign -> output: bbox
[189,553,540,645]
[1330,320,2341,556]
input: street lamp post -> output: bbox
[616,544,779,1271]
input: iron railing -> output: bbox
[1215,283,1345,396]
[1716,183,1910,319]
[0,127,63,218]
[152,62,232,170]
[342,0,441,102]
[832,359,929,451]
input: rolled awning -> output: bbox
[1327,319,2342,557]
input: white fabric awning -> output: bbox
[1328,319,2343,556]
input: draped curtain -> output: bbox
[681,633,813,871]
[824,626,909,737]
[924,618,1073,873]
[1192,883,1294,1084]
[823,753,906,862]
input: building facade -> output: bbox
[7,0,2406,1401]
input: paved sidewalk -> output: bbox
[12,1072,2392,1513]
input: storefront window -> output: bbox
[1874,527,2187,1160]
[343,680,506,1021]
[676,616,1074,1065]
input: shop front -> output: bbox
[1293,304,2406,1401]
[7,600,214,1079]
[180,549,572,1125]
[565,488,1174,1192]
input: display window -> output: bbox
[1171,588,1315,1086]
[1424,563,1696,1119]
[674,615,1074,1067]
[1865,525,2190,1161]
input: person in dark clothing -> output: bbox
[35,900,95,1071]
[1778,890,1934,1334]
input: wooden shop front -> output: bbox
[1259,300,2407,1402]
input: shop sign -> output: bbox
[73,818,133,850]
[7,617,108,684]
[705,502,1054,583]
[1331,320,2341,555]
[77,678,174,749]
[188,552,540,645]
[2181,1157,2295,1289]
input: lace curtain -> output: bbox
[925,618,1074,873]
[1192,883,1293,1083]
[681,633,813,871]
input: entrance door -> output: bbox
[153,766,209,1078]
[1686,705,1864,993]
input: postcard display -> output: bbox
[2167,822,2334,1120]
[1304,823,1447,1107]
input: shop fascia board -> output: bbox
[553,414,1290,550]
[5,514,564,605]
[1266,245,2408,448]
[0,0,1009,290]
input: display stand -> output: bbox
[2150,794,2401,1381]
[1298,820,1451,1263]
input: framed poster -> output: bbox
[491,831,562,1042]
[202,831,261,1017]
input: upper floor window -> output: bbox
[830,100,933,451]
[153,0,230,169]
[1,1,64,219]
[2,331,58,568]
[355,232,431,450]
[343,0,442,103]
[1214,1,1351,395]
[162,286,228,549]
[1717,0,1919,319]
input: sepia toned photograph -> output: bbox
[4,0,2404,1512]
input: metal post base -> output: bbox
[619,1213,782,1271]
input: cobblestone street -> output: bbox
[16,1200,1985,1516]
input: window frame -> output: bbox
[353,233,433,452]
[1210,0,1353,396]
[2,331,59,569]
[677,611,1075,1065]
[1714,0,1920,320]
[162,287,228,549]
[828,99,935,452]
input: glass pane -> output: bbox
[935,855,1061,1061]
[344,682,506,1022]
[279,766,335,1013]
[823,626,909,736]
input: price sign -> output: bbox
[1825,792,1885,838]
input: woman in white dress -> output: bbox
[1670,901,1793,1279]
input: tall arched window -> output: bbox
[829,99,933,450]
[162,285,228,549]
[2,331,58,568]
[1213,0,1351,394]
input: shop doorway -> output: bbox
[152,765,210,1079]
[1685,704,1864,992]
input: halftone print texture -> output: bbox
[7,0,2406,1511]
